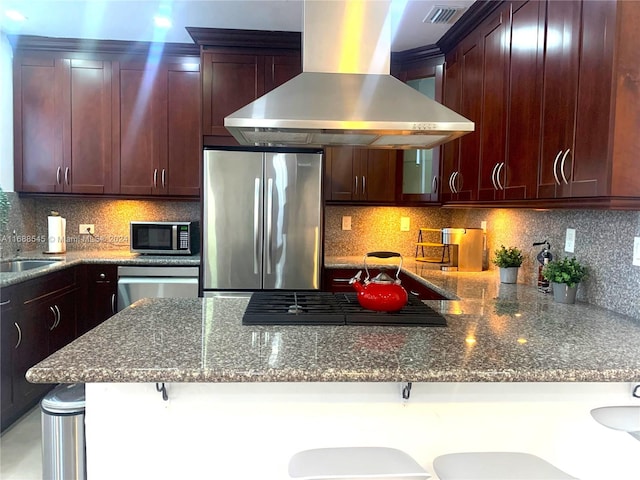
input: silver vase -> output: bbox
[499,267,519,284]
[552,282,578,304]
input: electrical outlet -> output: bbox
[341,216,351,231]
[79,224,95,234]
[400,217,410,232]
[633,237,640,266]
[564,228,576,253]
[480,220,487,232]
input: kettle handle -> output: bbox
[363,251,403,282]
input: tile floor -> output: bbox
[0,407,42,480]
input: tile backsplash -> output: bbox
[3,195,639,320]
[326,205,640,320]
[1,195,199,255]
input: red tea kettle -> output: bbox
[349,252,408,312]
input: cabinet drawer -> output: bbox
[21,268,77,306]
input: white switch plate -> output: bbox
[480,220,487,232]
[79,224,95,234]
[633,237,640,266]
[400,217,410,231]
[565,228,576,253]
[341,216,351,231]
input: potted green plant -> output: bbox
[542,256,588,304]
[492,245,524,284]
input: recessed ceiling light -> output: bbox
[5,9,27,22]
[154,15,172,29]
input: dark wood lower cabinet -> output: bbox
[79,264,118,336]
[1,269,81,432]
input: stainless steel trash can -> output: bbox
[41,383,86,480]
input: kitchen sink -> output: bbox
[0,259,62,273]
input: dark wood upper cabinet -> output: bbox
[442,0,640,208]
[325,147,397,203]
[114,60,200,197]
[14,56,112,194]
[13,39,201,198]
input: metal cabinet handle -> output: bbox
[552,150,563,185]
[432,176,438,195]
[64,167,70,185]
[559,149,570,184]
[54,304,61,329]
[162,169,166,188]
[266,178,274,275]
[48,306,57,330]
[409,290,420,296]
[153,169,158,188]
[99,273,106,280]
[0,299,10,306]
[56,166,62,185]
[14,322,22,349]
[448,172,455,193]
[362,176,366,196]
[491,162,500,190]
[111,293,116,314]
[253,178,260,275]
[452,171,461,193]
[496,162,505,190]
[354,176,358,195]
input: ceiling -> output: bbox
[0,0,475,52]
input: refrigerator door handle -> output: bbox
[253,178,260,274]
[266,178,274,275]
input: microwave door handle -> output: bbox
[266,178,274,275]
[172,225,178,251]
[253,178,260,275]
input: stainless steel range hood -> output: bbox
[224,0,474,150]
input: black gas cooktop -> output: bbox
[242,291,447,327]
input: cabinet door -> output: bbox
[571,0,617,197]
[455,35,482,201]
[477,9,509,201]
[13,56,64,193]
[325,147,358,201]
[201,53,264,137]
[114,61,159,195]
[538,1,580,199]
[360,149,396,202]
[1,291,17,428]
[264,54,301,93]
[47,289,78,355]
[65,59,113,194]
[441,52,461,203]
[504,0,544,200]
[12,302,50,407]
[163,63,201,197]
[80,264,118,335]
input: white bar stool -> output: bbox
[288,447,430,479]
[433,452,577,480]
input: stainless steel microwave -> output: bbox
[130,221,199,255]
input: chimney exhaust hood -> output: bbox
[224,0,474,150]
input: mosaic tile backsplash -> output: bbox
[325,205,640,320]
[2,195,639,319]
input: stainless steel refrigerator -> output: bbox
[202,149,323,294]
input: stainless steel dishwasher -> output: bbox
[117,266,199,311]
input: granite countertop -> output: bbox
[0,250,200,287]
[27,256,640,384]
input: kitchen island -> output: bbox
[26,265,640,479]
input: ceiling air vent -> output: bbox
[423,5,466,25]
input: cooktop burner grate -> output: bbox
[242,291,447,327]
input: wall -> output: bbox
[0,197,199,257]
[325,206,640,320]
[0,32,13,192]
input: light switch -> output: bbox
[565,228,576,253]
[633,237,640,266]
[342,216,352,231]
[480,220,487,232]
[400,217,410,232]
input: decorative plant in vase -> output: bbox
[492,245,524,284]
[542,256,588,304]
